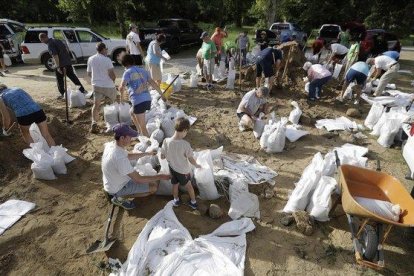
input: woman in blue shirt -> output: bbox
[147,34,167,86]
[0,84,55,146]
[119,54,165,137]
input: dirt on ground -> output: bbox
[1,49,414,276]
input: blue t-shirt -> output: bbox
[350,61,369,76]
[256,48,283,64]
[0,88,41,117]
[382,51,400,61]
[147,40,161,65]
[122,66,151,106]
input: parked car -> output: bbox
[0,19,26,61]
[269,22,307,46]
[359,29,401,60]
[139,19,202,54]
[20,26,126,70]
[317,24,342,44]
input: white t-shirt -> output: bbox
[237,89,266,115]
[374,55,397,71]
[126,31,141,55]
[87,53,115,88]
[161,138,194,174]
[331,43,348,55]
[102,141,134,194]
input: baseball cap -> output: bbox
[112,123,138,138]
[200,31,209,39]
[303,61,312,71]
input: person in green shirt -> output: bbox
[343,38,360,80]
[339,28,350,48]
[200,31,217,89]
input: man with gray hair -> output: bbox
[126,24,145,66]
[366,56,399,96]
[236,87,270,132]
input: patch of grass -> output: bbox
[401,34,414,47]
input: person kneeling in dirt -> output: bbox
[0,84,56,146]
[236,87,270,131]
[303,62,332,102]
[87,42,117,134]
[160,118,201,210]
[255,46,282,92]
[102,123,171,210]
[337,61,369,105]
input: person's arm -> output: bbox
[119,79,127,103]
[188,156,201,168]
[128,171,171,183]
[0,99,11,132]
[369,67,381,81]
[154,43,164,59]
[108,68,116,82]
[128,151,155,160]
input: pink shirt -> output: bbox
[211,32,227,52]
[308,64,332,80]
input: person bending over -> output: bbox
[236,87,270,132]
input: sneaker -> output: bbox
[353,99,360,105]
[85,91,94,99]
[188,200,198,210]
[173,198,181,207]
[111,197,136,210]
[90,122,99,134]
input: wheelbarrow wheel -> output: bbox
[359,224,378,261]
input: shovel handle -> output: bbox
[162,75,179,96]
[334,150,341,168]
[376,159,381,171]
[103,203,116,242]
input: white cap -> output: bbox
[303,61,312,71]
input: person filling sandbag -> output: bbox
[255,46,283,92]
[326,43,348,67]
[0,84,56,147]
[337,61,370,105]
[303,62,332,102]
[236,87,271,132]
[160,118,201,209]
[366,55,399,97]
[102,123,170,210]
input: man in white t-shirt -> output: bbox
[87,42,117,133]
[367,56,399,96]
[327,43,349,65]
[236,87,270,131]
[126,24,145,66]
[102,123,171,210]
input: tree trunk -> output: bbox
[114,1,127,38]
[266,0,277,27]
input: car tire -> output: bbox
[113,48,126,65]
[169,39,180,54]
[42,53,55,71]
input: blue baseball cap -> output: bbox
[112,123,138,138]
[200,31,209,39]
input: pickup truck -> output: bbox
[0,19,26,61]
[269,22,307,46]
[139,19,202,54]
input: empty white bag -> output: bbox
[228,178,260,220]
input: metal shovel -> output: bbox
[86,204,117,254]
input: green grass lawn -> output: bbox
[401,35,414,47]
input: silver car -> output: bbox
[269,22,307,46]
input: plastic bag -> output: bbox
[136,163,157,176]
[364,103,384,130]
[253,118,266,139]
[49,145,75,164]
[3,54,12,66]
[289,101,302,125]
[190,71,198,88]
[158,152,170,175]
[194,150,220,200]
[31,162,56,180]
[218,61,226,79]
[29,123,50,152]
[212,65,220,81]
[174,77,182,92]
[354,197,401,222]
[228,178,260,220]
[285,125,309,142]
[226,70,236,89]
[377,118,400,148]
[146,120,159,136]
[104,104,119,132]
[69,88,86,108]
[161,115,175,138]
[133,136,150,153]
[307,176,337,221]
[51,149,67,174]
[150,128,165,144]
[305,82,310,93]
[196,64,202,76]
[332,63,343,79]
[119,102,132,125]
[145,138,159,153]
[25,144,56,180]
[266,118,287,153]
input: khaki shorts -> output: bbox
[148,63,162,81]
[203,58,215,76]
[93,86,117,102]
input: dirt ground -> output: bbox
[1,48,414,276]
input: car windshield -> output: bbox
[320,26,340,37]
[0,25,11,39]
[158,20,177,28]
[271,24,289,30]
[91,30,107,40]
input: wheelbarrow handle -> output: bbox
[334,150,341,168]
[162,75,180,96]
[376,159,381,171]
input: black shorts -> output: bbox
[169,166,191,186]
[256,61,274,78]
[17,110,47,126]
[133,101,151,114]
[131,54,143,66]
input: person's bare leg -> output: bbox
[130,109,141,132]
[0,59,5,72]
[339,81,348,99]
[355,85,362,100]
[136,113,149,137]
[268,76,275,92]
[19,125,33,145]
[91,98,101,123]
[255,77,261,88]
[37,121,56,146]
[172,184,179,200]
[186,181,196,201]
[240,114,254,129]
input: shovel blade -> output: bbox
[86,239,116,254]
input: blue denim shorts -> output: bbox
[346,69,367,86]
[114,179,149,197]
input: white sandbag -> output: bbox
[133,136,150,153]
[305,82,310,93]
[69,88,86,108]
[150,128,165,144]
[283,152,324,213]
[104,103,119,132]
[174,77,182,92]
[26,145,56,180]
[371,112,387,136]
[158,153,170,175]
[377,118,401,148]
[226,70,236,89]
[364,103,384,130]
[229,57,235,70]
[285,125,309,142]
[289,101,302,125]
[136,163,157,176]
[307,176,336,221]
[31,162,56,180]
[218,61,226,78]
[228,178,260,220]
[145,138,159,153]
[51,148,67,174]
[332,63,343,79]
[29,123,49,152]
[343,82,355,100]
[136,155,152,166]
[146,118,161,136]
[253,118,266,139]
[266,118,287,153]
[3,54,12,66]
[23,142,50,162]
[196,64,202,76]
[175,110,186,120]
[354,196,401,222]
[118,102,132,125]
[49,145,75,164]
[189,71,198,88]
[212,64,220,81]
[260,123,276,150]
[194,150,220,200]
[156,180,173,195]
[161,115,175,138]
